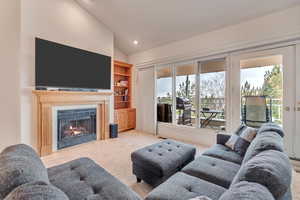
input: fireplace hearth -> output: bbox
[57,108,96,149]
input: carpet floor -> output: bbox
[42,130,300,199]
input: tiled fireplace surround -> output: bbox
[33,90,112,156]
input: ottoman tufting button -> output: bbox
[80,176,85,181]
[158,153,163,156]
[168,149,172,152]
[148,149,152,152]
[211,163,216,167]
[177,145,180,148]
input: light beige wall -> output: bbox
[114,47,128,63]
[130,5,300,144]
[129,5,300,66]
[20,0,114,149]
[0,0,21,151]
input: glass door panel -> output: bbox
[240,55,283,126]
[156,66,173,123]
[232,46,296,157]
[175,62,197,127]
[199,59,226,130]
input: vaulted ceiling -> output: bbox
[75,0,300,55]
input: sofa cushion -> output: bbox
[131,139,196,177]
[48,157,141,200]
[182,155,240,188]
[242,131,284,164]
[219,181,274,200]
[216,134,231,145]
[4,181,69,200]
[257,123,284,137]
[232,150,292,199]
[145,172,226,200]
[0,144,49,199]
[203,144,243,165]
[225,127,257,156]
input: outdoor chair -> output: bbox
[241,96,272,128]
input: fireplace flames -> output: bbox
[64,125,87,136]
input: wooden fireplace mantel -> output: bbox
[33,90,113,156]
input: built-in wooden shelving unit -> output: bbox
[114,60,132,109]
[114,60,136,132]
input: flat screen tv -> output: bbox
[35,38,111,90]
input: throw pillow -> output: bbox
[240,127,257,142]
[225,126,257,156]
[225,134,239,149]
[189,196,212,200]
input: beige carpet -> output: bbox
[42,130,300,199]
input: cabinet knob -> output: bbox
[284,107,290,111]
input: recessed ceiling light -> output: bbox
[82,0,94,4]
[133,40,139,45]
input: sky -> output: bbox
[157,65,278,97]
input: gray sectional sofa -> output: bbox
[0,144,141,200]
[0,123,293,200]
[145,123,293,200]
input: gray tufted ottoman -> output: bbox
[131,139,196,187]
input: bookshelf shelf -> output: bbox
[114,60,136,132]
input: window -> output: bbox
[240,55,283,126]
[175,63,197,126]
[157,66,173,123]
[199,59,226,130]
[156,58,227,130]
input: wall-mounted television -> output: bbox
[35,38,111,90]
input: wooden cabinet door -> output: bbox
[115,109,136,132]
[118,110,126,131]
[127,109,136,129]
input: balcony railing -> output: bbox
[199,97,282,124]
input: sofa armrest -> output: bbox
[217,134,231,145]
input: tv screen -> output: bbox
[35,38,111,90]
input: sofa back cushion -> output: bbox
[4,181,69,200]
[0,144,49,199]
[242,131,284,164]
[219,181,274,200]
[257,123,284,137]
[232,150,292,199]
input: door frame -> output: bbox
[294,44,300,159]
[231,46,296,157]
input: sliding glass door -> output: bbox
[156,58,227,131]
[232,46,296,157]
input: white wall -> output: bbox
[129,5,300,146]
[19,0,114,149]
[0,0,21,151]
[129,5,300,66]
[114,47,128,62]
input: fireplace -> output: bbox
[57,108,97,149]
